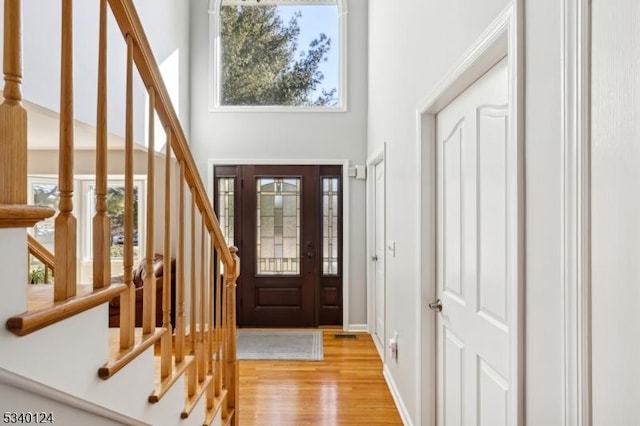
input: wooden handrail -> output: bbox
[27,234,55,275]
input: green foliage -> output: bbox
[220,5,336,106]
[107,186,138,232]
[110,244,139,260]
[110,244,124,259]
[29,265,52,285]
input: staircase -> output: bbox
[0,1,239,425]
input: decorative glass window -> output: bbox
[217,177,235,246]
[256,178,301,274]
[322,177,339,275]
[210,0,347,110]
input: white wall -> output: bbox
[368,0,513,423]
[0,384,142,426]
[188,0,369,326]
[369,0,568,424]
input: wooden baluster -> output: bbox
[187,197,197,398]
[119,35,135,349]
[0,0,27,205]
[55,0,77,301]
[205,233,215,410]
[160,129,173,379]
[208,234,214,375]
[221,255,228,399]
[220,267,229,421]
[214,247,222,397]
[93,0,110,289]
[175,161,186,363]
[190,194,196,351]
[225,247,240,425]
[197,216,206,383]
[142,87,156,334]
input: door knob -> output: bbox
[429,299,442,313]
[371,255,378,261]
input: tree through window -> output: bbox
[213,0,344,108]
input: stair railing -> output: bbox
[104,1,240,420]
[2,0,239,423]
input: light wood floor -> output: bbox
[239,329,403,425]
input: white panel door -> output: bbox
[592,1,640,423]
[373,160,386,351]
[436,58,511,426]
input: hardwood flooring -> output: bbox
[238,329,402,425]
[27,283,94,311]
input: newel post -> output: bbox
[225,246,240,425]
[0,0,55,319]
[0,0,27,205]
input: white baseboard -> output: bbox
[372,333,385,361]
[383,365,413,426]
[345,324,368,332]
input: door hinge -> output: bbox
[241,179,244,188]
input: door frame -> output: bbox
[208,158,352,330]
[416,3,524,426]
[366,144,386,359]
[562,0,592,423]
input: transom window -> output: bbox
[209,0,347,110]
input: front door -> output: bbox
[214,164,342,327]
[436,57,511,425]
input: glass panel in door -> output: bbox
[256,177,301,275]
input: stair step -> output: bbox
[203,389,228,426]
[6,283,126,336]
[98,327,166,379]
[148,354,194,403]
[181,374,213,419]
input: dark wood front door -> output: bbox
[214,164,342,327]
